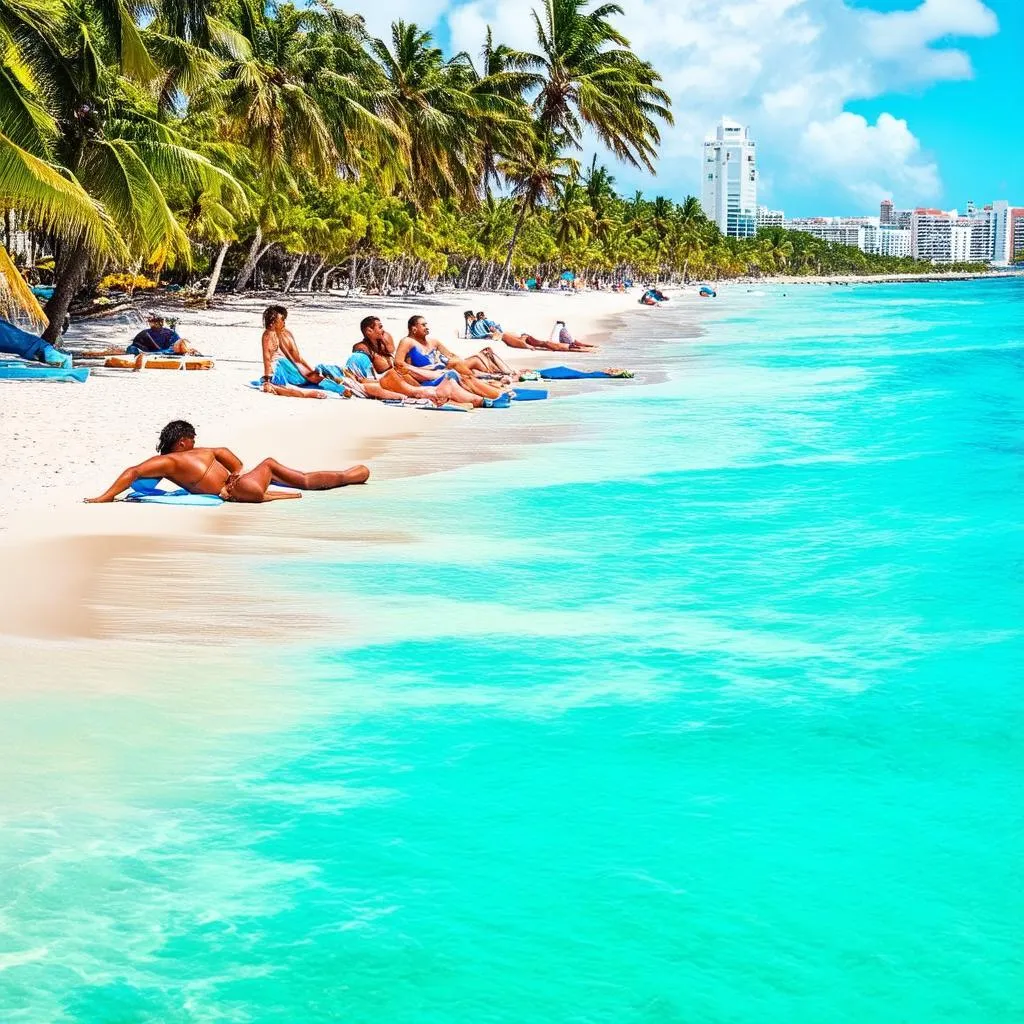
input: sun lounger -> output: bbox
[0,359,89,382]
[538,366,634,380]
[105,355,214,370]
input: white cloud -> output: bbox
[799,112,941,204]
[441,0,999,211]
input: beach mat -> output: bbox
[511,387,548,401]
[126,489,223,506]
[246,380,344,398]
[538,366,631,380]
[247,380,474,411]
[0,360,89,383]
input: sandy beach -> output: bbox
[0,287,651,642]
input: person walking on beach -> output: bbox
[84,421,369,504]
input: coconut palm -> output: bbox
[525,0,672,170]
[368,21,480,207]
[468,28,535,200]
[497,135,578,286]
[1,0,243,339]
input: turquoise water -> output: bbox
[2,280,1022,1021]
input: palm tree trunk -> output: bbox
[348,256,357,291]
[499,201,530,291]
[305,255,326,290]
[233,228,263,292]
[282,254,303,294]
[205,241,230,302]
[42,237,90,344]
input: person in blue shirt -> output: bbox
[126,312,198,356]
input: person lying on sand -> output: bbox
[396,316,508,400]
[552,321,597,350]
[469,311,596,352]
[84,420,369,504]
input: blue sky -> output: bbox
[359,0,1023,216]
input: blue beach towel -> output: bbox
[126,487,224,506]
[0,359,88,382]
[538,366,628,380]
[510,387,548,401]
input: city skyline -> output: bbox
[430,0,1021,215]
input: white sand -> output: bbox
[0,288,644,638]
[0,289,637,528]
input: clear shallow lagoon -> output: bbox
[2,280,1022,1021]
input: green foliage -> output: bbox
[0,0,999,327]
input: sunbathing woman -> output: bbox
[396,316,506,400]
[84,420,369,504]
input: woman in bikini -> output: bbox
[85,421,369,504]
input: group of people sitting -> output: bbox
[257,305,600,409]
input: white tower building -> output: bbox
[701,118,757,238]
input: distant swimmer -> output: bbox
[85,420,369,504]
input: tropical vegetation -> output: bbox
[0,0,991,338]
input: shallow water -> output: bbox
[2,280,1022,1021]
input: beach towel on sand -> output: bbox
[126,478,296,505]
[538,366,633,380]
[126,479,223,505]
[0,359,88,382]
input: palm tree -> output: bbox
[368,21,479,207]
[525,0,672,170]
[551,179,591,252]
[497,136,578,286]
[469,28,535,200]
[2,0,242,339]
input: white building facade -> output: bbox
[787,217,877,251]
[756,205,785,228]
[911,210,972,263]
[701,118,757,239]
[877,225,912,258]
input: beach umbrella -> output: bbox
[560,270,575,281]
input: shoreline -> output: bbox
[0,289,661,643]
[713,269,1024,286]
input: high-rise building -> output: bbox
[991,200,1013,264]
[962,200,1024,263]
[756,205,784,228]
[1010,208,1024,262]
[911,209,972,263]
[701,118,757,238]
[880,199,894,225]
[878,225,912,258]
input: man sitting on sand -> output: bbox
[127,312,199,357]
[120,311,201,368]
[258,304,348,398]
[85,420,369,504]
